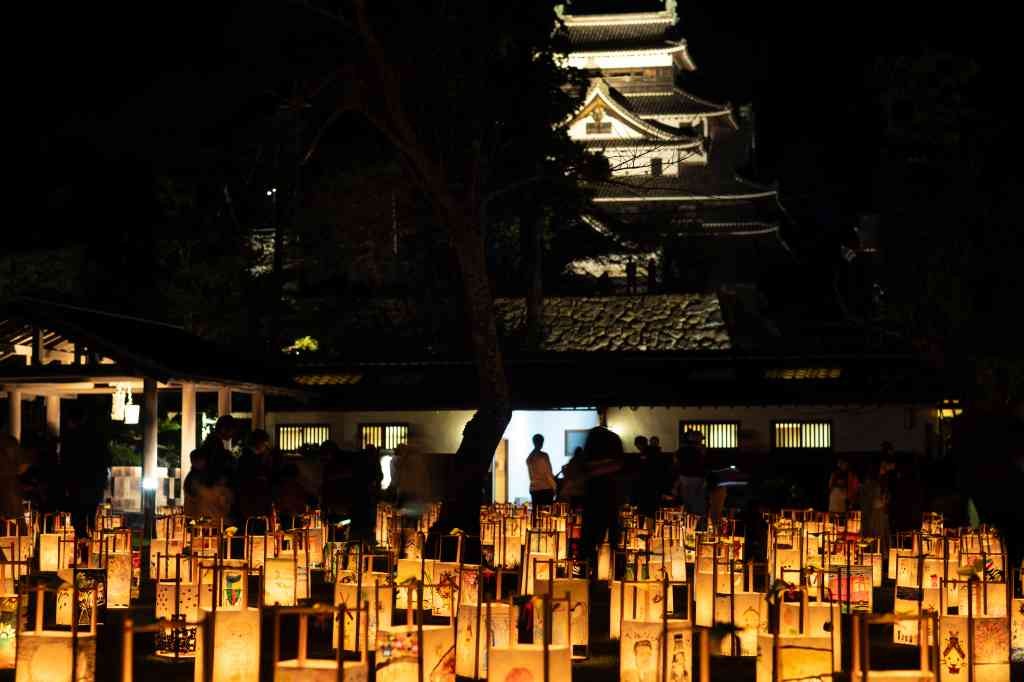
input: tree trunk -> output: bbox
[521,207,545,351]
[431,206,512,537]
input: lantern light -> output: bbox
[124,403,140,425]
[195,607,262,682]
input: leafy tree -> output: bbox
[290,0,600,531]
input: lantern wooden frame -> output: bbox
[852,612,938,681]
[272,603,369,682]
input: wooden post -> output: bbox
[5,386,21,441]
[217,388,231,418]
[143,377,158,558]
[45,394,61,438]
[180,382,197,503]
[699,628,710,682]
[31,327,42,366]
[122,617,134,682]
[251,391,265,431]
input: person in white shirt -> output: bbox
[526,434,556,506]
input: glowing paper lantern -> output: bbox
[198,560,247,611]
[1012,597,1023,663]
[38,530,74,572]
[150,540,188,578]
[533,579,589,657]
[375,624,454,682]
[194,608,261,682]
[0,596,16,669]
[713,592,765,656]
[334,579,393,652]
[619,620,691,682]
[432,562,463,617]
[938,615,1010,682]
[15,631,96,682]
[264,557,298,606]
[596,541,612,581]
[155,582,199,658]
[455,603,512,679]
[755,634,831,682]
[488,643,571,682]
[610,581,663,639]
[245,533,272,569]
[395,559,437,610]
[104,552,132,609]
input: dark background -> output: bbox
[14,1,1010,251]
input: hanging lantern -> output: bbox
[375,624,454,682]
[334,579,393,652]
[619,620,691,682]
[155,581,199,658]
[194,608,262,682]
[110,385,127,421]
[455,603,512,679]
[755,633,832,682]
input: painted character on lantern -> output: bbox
[504,668,534,682]
[942,631,966,674]
[624,639,656,682]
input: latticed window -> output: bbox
[772,421,832,449]
[359,424,409,450]
[276,424,331,453]
[679,421,739,449]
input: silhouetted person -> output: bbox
[350,444,382,542]
[198,415,237,485]
[526,434,556,507]
[827,457,859,513]
[236,430,275,521]
[0,434,23,518]
[558,446,586,506]
[581,427,625,561]
[625,258,638,294]
[646,257,657,292]
[673,431,708,514]
[184,448,233,521]
[60,403,111,534]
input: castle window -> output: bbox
[277,424,331,453]
[679,421,739,449]
[359,423,409,450]
[772,421,832,449]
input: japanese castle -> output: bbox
[562,1,791,290]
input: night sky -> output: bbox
[19,1,1008,251]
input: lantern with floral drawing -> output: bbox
[619,619,691,682]
[194,606,262,682]
[16,585,97,682]
[456,602,512,679]
[334,576,393,652]
[375,623,454,682]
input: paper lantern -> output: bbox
[619,620,691,682]
[432,562,463,617]
[246,534,272,569]
[198,560,247,611]
[194,608,261,682]
[105,552,132,609]
[488,643,570,682]
[713,592,765,656]
[596,542,612,581]
[938,615,1010,682]
[265,557,298,606]
[395,559,437,610]
[521,553,552,597]
[15,631,96,682]
[334,579,393,652]
[755,634,831,682]
[375,624,454,682]
[455,603,512,679]
[610,581,663,639]
[1012,597,1023,663]
[155,581,199,658]
[533,579,589,657]
[150,540,188,578]
[55,585,97,628]
[38,530,74,572]
[0,596,16,669]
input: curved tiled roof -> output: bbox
[624,89,728,117]
[588,174,777,201]
[564,20,679,52]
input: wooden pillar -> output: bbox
[180,382,197,502]
[31,328,43,366]
[251,391,265,431]
[5,387,21,441]
[45,395,61,438]
[217,387,231,417]
[143,378,159,483]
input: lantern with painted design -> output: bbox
[533,578,590,659]
[0,594,16,669]
[15,586,97,682]
[155,580,199,658]
[755,633,832,682]
[194,607,262,682]
[334,576,393,652]
[619,619,691,682]
[375,623,454,682]
[456,602,512,679]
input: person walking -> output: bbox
[526,434,556,507]
[827,457,860,514]
[861,456,893,553]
